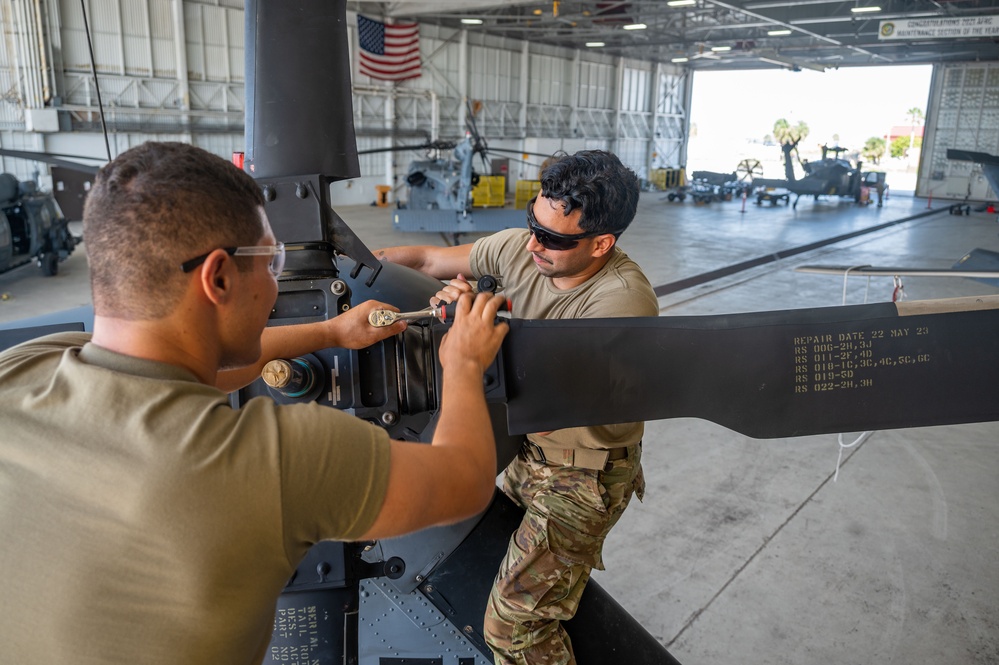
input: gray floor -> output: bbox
[2,189,997,664]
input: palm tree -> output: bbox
[773,118,793,145]
[793,121,810,145]
[772,118,810,146]
[773,118,810,168]
[863,136,886,164]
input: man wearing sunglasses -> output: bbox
[0,141,510,664]
[377,150,658,665]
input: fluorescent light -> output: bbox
[850,5,881,12]
[624,23,647,30]
[586,42,605,48]
[461,18,483,25]
[711,45,731,52]
[671,57,689,63]
[667,0,696,6]
[768,29,792,36]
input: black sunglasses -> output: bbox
[526,198,598,251]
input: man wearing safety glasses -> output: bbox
[377,150,658,665]
[0,141,510,664]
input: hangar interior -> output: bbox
[0,1,998,665]
[1,1,998,203]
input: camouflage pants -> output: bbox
[483,445,644,665]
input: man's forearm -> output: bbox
[376,246,429,272]
[376,244,475,281]
[431,361,497,508]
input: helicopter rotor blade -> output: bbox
[465,98,483,144]
[0,148,102,175]
[464,98,492,172]
[461,102,551,172]
[356,140,457,156]
[480,146,554,160]
[356,144,430,156]
[498,297,999,439]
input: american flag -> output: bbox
[357,15,421,82]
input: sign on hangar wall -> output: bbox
[879,16,999,40]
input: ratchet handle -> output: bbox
[437,297,511,322]
[367,298,512,327]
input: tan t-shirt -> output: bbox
[0,332,391,664]
[470,228,659,450]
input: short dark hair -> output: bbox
[539,150,640,236]
[83,142,265,320]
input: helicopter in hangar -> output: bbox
[0,148,96,277]
[946,147,999,218]
[751,140,888,209]
[2,1,999,664]
[358,101,551,242]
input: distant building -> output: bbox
[887,125,924,141]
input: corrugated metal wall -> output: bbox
[919,62,999,201]
[346,16,688,187]
[0,1,687,188]
[54,0,243,130]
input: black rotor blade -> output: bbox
[479,149,546,173]
[946,148,999,166]
[500,297,999,439]
[464,99,492,171]
[357,143,435,156]
[357,140,458,156]
[481,146,554,160]
[0,148,102,174]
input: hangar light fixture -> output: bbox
[624,23,647,30]
[586,41,605,47]
[667,0,696,6]
[671,57,689,63]
[767,29,792,36]
[461,18,483,25]
[711,45,731,51]
[850,5,881,12]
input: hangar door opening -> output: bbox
[685,65,932,195]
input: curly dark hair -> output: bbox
[539,150,640,236]
[83,142,265,320]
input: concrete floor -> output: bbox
[1,189,997,664]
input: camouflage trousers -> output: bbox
[483,445,645,665]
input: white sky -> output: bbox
[685,65,933,173]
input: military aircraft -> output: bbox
[752,141,888,209]
[946,148,999,216]
[0,147,103,277]
[358,101,550,243]
[0,149,95,277]
[2,2,999,664]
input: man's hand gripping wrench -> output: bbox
[368,299,511,327]
[368,274,509,327]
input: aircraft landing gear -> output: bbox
[40,252,58,276]
[755,190,789,206]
